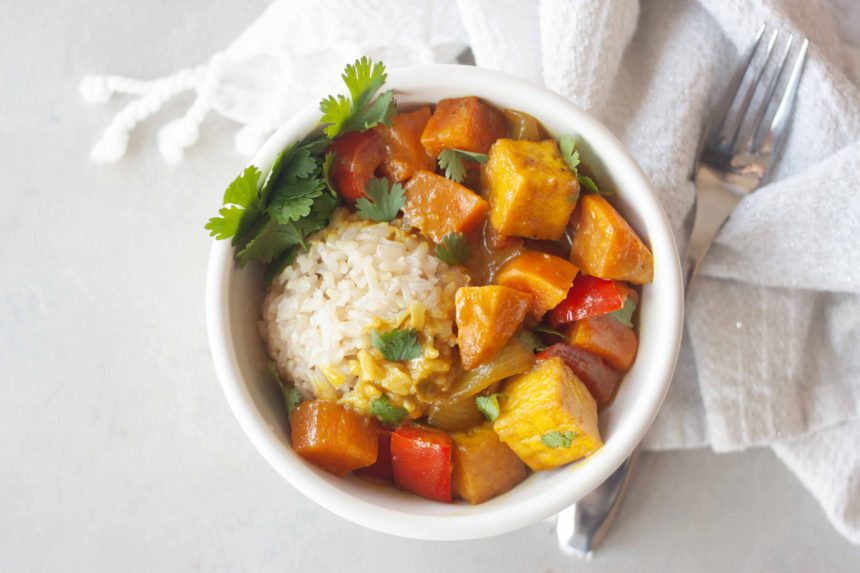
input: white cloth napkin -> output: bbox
[80,0,860,545]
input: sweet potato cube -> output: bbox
[291,400,378,476]
[482,139,579,240]
[570,194,654,284]
[494,358,602,471]
[420,96,507,156]
[402,170,489,242]
[451,423,528,504]
[455,286,532,371]
[496,251,580,320]
[566,315,638,372]
[374,107,436,182]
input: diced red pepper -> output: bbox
[391,425,453,502]
[329,130,387,202]
[547,275,628,328]
[536,343,623,407]
[356,428,394,483]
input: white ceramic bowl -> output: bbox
[206,65,684,541]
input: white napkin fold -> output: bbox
[79,0,860,545]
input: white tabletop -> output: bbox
[2,1,859,571]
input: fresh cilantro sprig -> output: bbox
[542,430,576,448]
[370,395,408,427]
[207,134,340,274]
[355,177,405,222]
[371,328,422,361]
[437,149,488,183]
[476,394,503,422]
[435,232,470,266]
[319,57,396,138]
[264,361,301,421]
[558,134,612,197]
[608,296,637,327]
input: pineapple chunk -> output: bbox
[494,357,602,471]
[570,194,654,284]
[482,139,579,240]
[451,423,528,504]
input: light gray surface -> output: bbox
[1,1,859,571]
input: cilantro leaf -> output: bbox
[435,233,470,266]
[476,394,502,422]
[531,324,567,339]
[558,134,580,174]
[234,218,304,267]
[542,430,575,448]
[437,148,488,183]
[355,177,405,222]
[319,95,352,138]
[608,296,637,327]
[267,181,325,224]
[342,56,387,111]
[370,395,408,427]
[320,58,395,138]
[205,166,264,243]
[558,134,611,197]
[265,361,301,421]
[371,328,422,361]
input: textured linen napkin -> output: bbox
[80,0,860,544]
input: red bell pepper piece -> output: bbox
[391,425,453,503]
[547,275,628,328]
[329,130,386,202]
[536,343,623,407]
[356,428,394,483]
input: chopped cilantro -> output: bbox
[476,394,502,422]
[371,328,422,361]
[319,57,395,138]
[355,177,405,222]
[608,296,637,327]
[370,395,408,427]
[435,232,470,266]
[558,134,611,197]
[437,148,488,183]
[542,430,575,448]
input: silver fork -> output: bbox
[557,25,809,557]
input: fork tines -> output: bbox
[704,25,809,168]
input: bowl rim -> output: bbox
[206,64,684,540]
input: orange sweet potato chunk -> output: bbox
[291,400,378,476]
[570,194,654,284]
[496,251,580,320]
[420,97,507,156]
[455,285,532,370]
[566,315,638,372]
[482,139,579,241]
[451,423,528,504]
[402,170,489,242]
[374,107,436,182]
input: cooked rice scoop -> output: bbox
[261,209,470,418]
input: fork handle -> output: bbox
[684,166,744,291]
